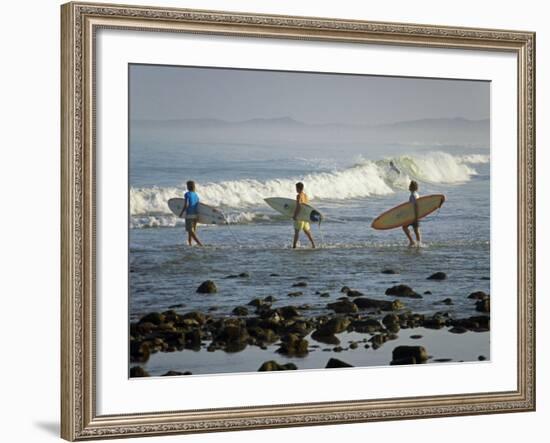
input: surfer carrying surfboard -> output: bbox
[402,180,422,247]
[292,182,316,249]
[180,180,203,247]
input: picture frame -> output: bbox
[61,1,536,440]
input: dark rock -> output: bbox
[247,326,279,344]
[270,273,280,277]
[248,298,270,309]
[385,285,422,298]
[326,358,353,368]
[276,334,309,356]
[225,274,239,279]
[433,358,453,363]
[410,335,423,339]
[138,312,164,326]
[449,326,468,334]
[168,303,186,309]
[340,286,351,293]
[332,346,344,352]
[423,315,447,329]
[382,314,400,328]
[292,281,308,287]
[162,370,191,376]
[427,272,447,281]
[197,280,217,293]
[317,317,351,335]
[282,319,311,336]
[450,316,490,331]
[349,342,359,349]
[184,329,201,349]
[213,321,249,352]
[441,298,453,305]
[354,297,405,311]
[369,334,388,349]
[239,272,250,278]
[476,298,490,313]
[381,269,399,274]
[311,331,340,345]
[232,306,249,316]
[279,306,301,319]
[320,292,330,298]
[478,355,487,361]
[264,295,276,303]
[468,291,489,300]
[345,289,364,297]
[130,366,149,377]
[181,311,207,325]
[392,345,428,363]
[130,340,150,363]
[258,360,298,371]
[288,291,303,297]
[327,298,359,314]
[424,291,432,295]
[351,318,383,333]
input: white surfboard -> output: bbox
[167,198,226,225]
[264,197,323,223]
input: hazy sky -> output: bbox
[129,64,489,126]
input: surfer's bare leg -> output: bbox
[402,225,415,246]
[413,225,421,244]
[304,230,316,248]
[292,230,300,249]
[190,232,203,246]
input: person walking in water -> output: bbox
[292,182,316,249]
[402,180,421,247]
[180,180,203,246]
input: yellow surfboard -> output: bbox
[371,194,445,230]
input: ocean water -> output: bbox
[129,143,490,324]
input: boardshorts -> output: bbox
[406,220,419,229]
[185,216,198,232]
[294,220,311,231]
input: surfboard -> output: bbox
[371,194,445,230]
[264,197,323,223]
[167,198,226,225]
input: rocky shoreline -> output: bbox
[130,272,490,377]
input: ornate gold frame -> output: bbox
[61,2,536,440]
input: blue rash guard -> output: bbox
[184,191,199,216]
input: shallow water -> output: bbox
[129,143,490,374]
[136,327,490,377]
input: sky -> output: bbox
[129,64,490,126]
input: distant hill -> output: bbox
[131,116,489,147]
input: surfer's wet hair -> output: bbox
[296,182,304,192]
[186,180,196,191]
[409,180,419,191]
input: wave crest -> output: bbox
[130,151,487,219]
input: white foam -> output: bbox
[130,151,486,220]
[457,154,490,164]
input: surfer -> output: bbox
[389,160,401,175]
[292,182,316,249]
[180,180,203,246]
[402,180,422,247]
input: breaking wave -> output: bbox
[130,151,488,228]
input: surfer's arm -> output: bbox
[179,198,188,217]
[293,196,301,220]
